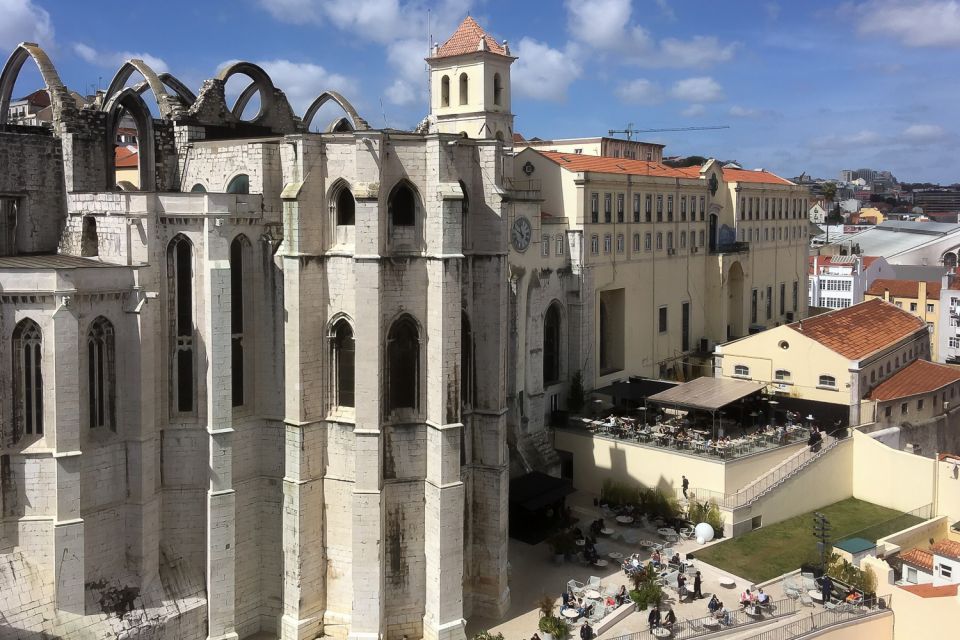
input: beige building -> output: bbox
[865,278,941,361]
[515,135,665,163]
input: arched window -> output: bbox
[389,182,417,227]
[387,315,420,411]
[495,130,504,142]
[81,216,98,257]
[459,72,469,105]
[13,319,42,440]
[493,73,503,105]
[335,184,355,226]
[226,174,250,194]
[441,75,450,107]
[775,369,791,381]
[168,235,194,412]
[819,374,836,388]
[87,317,116,430]
[461,312,474,407]
[734,364,750,377]
[331,319,355,408]
[190,183,207,193]
[944,252,957,269]
[230,236,249,407]
[543,303,562,385]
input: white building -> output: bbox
[809,200,828,224]
[808,254,893,310]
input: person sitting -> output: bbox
[740,589,752,607]
[757,589,770,606]
[616,585,628,606]
[651,550,662,566]
[561,590,572,611]
[707,595,721,614]
[670,553,682,566]
[663,608,677,630]
[716,606,731,626]
[844,588,862,605]
[647,607,661,630]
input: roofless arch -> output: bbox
[103,59,184,119]
[216,61,276,122]
[302,90,370,132]
[102,88,156,191]
[0,42,75,128]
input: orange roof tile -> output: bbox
[899,583,958,598]
[115,146,138,168]
[865,279,942,299]
[932,539,960,561]
[719,167,794,186]
[787,298,926,360]
[868,360,960,401]
[900,548,934,572]
[431,17,508,59]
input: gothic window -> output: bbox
[543,303,562,385]
[335,183,355,226]
[81,216,98,257]
[230,236,249,407]
[168,235,195,413]
[87,317,115,430]
[441,75,450,107]
[461,312,474,407]
[331,318,355,408]
[226,174,250,194]
[0,196,18,256]
[459,73,469,105]
[389,182,417,227]
[13,319,42,441]
[387,315,420,411]
[493,73,503,105]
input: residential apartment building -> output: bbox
[914,189,960,214]
[808,254,893,310]
[865,279,941,361]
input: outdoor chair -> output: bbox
[639,539,658,550]
[586,576,603,592]
[800,572,817,591]
[679,527,694,540]
[567,579,585,595]
[799,591,814,607]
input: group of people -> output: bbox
[560,589,595,620]
[573,523,603,564]
[707,595,732,625]
[739,588,770,612]
[647,607,677,631]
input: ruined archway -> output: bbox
[302,90,369,132]
[103,88,155,191]
[103,59,184,120]
[216,61,276,122]
[0,42,75,129]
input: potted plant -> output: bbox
[538,614,570,640]
[536,594,556,619]
[472,632,504,640]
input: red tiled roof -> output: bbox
[17,88,50,107]
[932,539,960,561]
[513,132,526,143]
[787,298,926,360]
[900,548,934,572]
[899,583,958,598]
[115,147,138,168]
[868,360,960,401]
[865,279,942,299]
[863,256,880,267]
[717,167,794,186]
[432,17,507,59]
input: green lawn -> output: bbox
[695,498,924,583]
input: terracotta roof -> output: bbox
[432,17,507,59]
[899,583,958,598]
[787,298,926,360]
[900,548,934,572]
[115,147,138,168]
[16,88,50,107]
[868,360,960,401]
[513,132,526,143]
[932,539,960,561]
[536,151,793,184]
[865,279,942,299]
[717,167,794,186]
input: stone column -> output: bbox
[423,256,467,640]
[203,224,238,640]
[52,298,84,614]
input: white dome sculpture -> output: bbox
[695,522,715,543]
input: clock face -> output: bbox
[512,216,532,252]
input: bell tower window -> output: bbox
[459,73,468,105]
[493,73,502,106]
[441,75,450,107]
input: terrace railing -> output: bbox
[606,596,799,640]
[741,595,892,640]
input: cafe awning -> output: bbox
[646,376,766,412]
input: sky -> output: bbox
[2,0,959,183]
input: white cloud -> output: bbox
[249,59,356,113]
[681,104,706,117]
[512,38,581,102]
[72,42,169,73]
[670,77,723,102]
[0,0,53,50]
[855,1,960,47]
[257,0,325,24]
[655,0,676,20]
[386,79,417,106]
[614,78,662,105]
[651,36,738,68]
[809,129,882,150]
[901,123,946,143]
[729,105,759,118]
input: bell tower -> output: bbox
[427,16,515,141]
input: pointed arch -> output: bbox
[230,234,251,407]
[387,314,421,412]
[12,318,43,441]
[543,301,563,385]
[216,61,276,122]
[167,234,195,413]
[103,87,155,191]
[328,315,355,409]
[330,179,355,226]
[87,316,116,431]
[0,42,75,128]
[326,116,354,133]
[103,59,183,120]
[302,90,370,132]
[388,180,419,227]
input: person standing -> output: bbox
[682,475,690,498]
[580,621,593,640]
[821,575,834,606]
[677,573,687,601]
[694,571,703,599]
[647,607,661,630]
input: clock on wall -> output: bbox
[511,216,532,252]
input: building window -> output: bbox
[604,234,612,253]
[617,193,624,222]
[681,196,687,221]
[13,318,43,440]
[590,234,599,255]
[926,303,934,313]
[230,236,249,407]
[941,564,953,579]
[591,193,599,223]
[331,318,355,408]
[556,235,564,255]
[335,183,355,225]
[459,72,468,105]
[680,232,687,249]
[542,234,550,256]
[441,75,450,106]
[918,398,924,410]
[699,196,705,220]
[461,313,474,408]
[645,194,652,222]
[656,195,663,221]
[751,288,758,324]
[734,364,750,377]
[633,194,641,222]
[493,73,502,105]
[168,235,194,413]
[81,217,98,257]
[604,193,612,223]
[658,306,668,333]
[389,181,417,226]
[819,375,837,388]
[901,402,908,414]
[775,369,791,381]
[699,230,705,247]
[87,317,116,430]
[884,405,891,418]
[387,315,420,411]
[910,302,917,312]
[667,195,674,221]
[764,198,769,218]
[950,337,960,348]
[2,196,20,254]
[226,174,250,194]
[690,230,696,248]
[616,233,624,253]
[644,233,652,251]
[543,303,562,384]
[656,232,663,250]
[779,282,786,316]
[632,233,640,251]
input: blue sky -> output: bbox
[3,0,959,183]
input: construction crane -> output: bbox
[608,123,731,140]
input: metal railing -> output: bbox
[741,595,892,640]
[607,597,799,640]
[684,435,844,510]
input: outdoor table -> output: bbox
[562,608,580,619]
[600,527,614,536]
[651,628,671,638]
[616,515,634,524]
[593,559,609,568]
[809,590,824,603]
[608,551,624,560]
[657,528,676,539]
[719,577,736,588]
[584,589,602,600]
